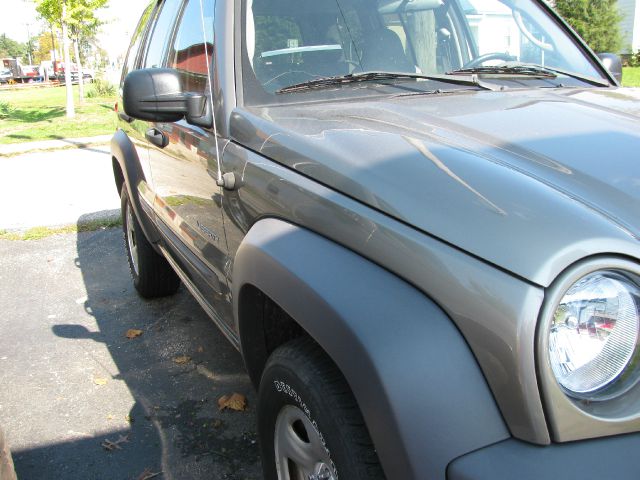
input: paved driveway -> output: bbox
[0,147,261,479]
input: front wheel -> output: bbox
[121,185,180,298]
[258,337,385,480]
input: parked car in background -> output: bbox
[112,0,639,478]
[0,69,11,84]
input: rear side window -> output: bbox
[144,0,183,68]
[120,1,155,85]
[167,0,215,94]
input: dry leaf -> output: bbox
[218,392,247,412]
[101,434,129,451]
[136,468,162,480]
[125,329,143,339]
[93,378,108,386]
[172,355,191,364]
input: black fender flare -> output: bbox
[110,130,159,244]
[233,218,509,480]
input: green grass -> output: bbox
[0,84,116,144]
[0,217,122,241]
[623,67,640,87]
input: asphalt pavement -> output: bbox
[0,143,262,479]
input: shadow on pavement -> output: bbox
[12,212,261,480]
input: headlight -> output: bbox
[548,271,640,399]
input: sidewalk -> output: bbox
[0,135,112,157]
[0,143,121,231]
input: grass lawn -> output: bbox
[623,67,640,87]
[0,84,116,144]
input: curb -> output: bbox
[0,135,112,157]
[0,209,122,235]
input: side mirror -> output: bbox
[597,53,623,84]
[123,68,212,127]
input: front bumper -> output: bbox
[448,433,640,480]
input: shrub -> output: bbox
[87,78,116,98]
[627,51,640,68]
[0,101,14,119]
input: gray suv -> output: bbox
[112,0,640,478]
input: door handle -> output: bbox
[145,128,168,148]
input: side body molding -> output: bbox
[232,218,509,480]
[111,130,159,244]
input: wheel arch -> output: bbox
[110,130,159,244]
[233,218,509,480]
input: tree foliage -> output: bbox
[554,0,623,53]
[34,31,57,63]
[0,35,27,61]
[35,0,107,34]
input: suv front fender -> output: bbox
[111,130,159,244]
[232,218,509,480]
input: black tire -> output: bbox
[258,337,385,480]
[121,185,180,298]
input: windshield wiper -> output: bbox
[276,71,497,94]
[448,63,610,87]
[448,64,557,78]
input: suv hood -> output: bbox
[231,88,640,285]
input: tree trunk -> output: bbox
[61,3,75,118]
[408,11,437,74]
[73,37,84,103]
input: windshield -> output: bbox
[242,0,605,100]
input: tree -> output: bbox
[35,0,75,117]
[554,0,622,53]
[0,35,27,61]
[33,31,57,64]
[68,0,108,102]
[35,0,106,116]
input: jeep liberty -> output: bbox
[112,0,640,478]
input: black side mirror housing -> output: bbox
[597,53,623,85]
[123,68,212,127]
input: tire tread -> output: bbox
[261,336,386,479]
[121,186,180,298]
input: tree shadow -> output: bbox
[7,106,65,123]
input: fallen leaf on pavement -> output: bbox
[172,355,191,364]
[93,377,108,385]
[136,468,163,480]
[218,393,247,412]
[125,329,143,339]
[101,434,129,451]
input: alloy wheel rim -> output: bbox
[274,405,336,480]
[126,203,139,276]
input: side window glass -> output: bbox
[120,2,155,85]
[168,0,215,94]
[144,0,183,68]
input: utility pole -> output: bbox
[50,23,57,62]
[25,23,33,64]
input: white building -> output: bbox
[618,0,640,53]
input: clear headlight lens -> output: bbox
[549,271,640,398]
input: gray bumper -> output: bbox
[448,433,640,480]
